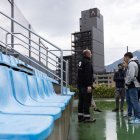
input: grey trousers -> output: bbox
[115,88,125,110]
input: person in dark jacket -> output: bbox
[77,49,96,123]
[112,63,125,112]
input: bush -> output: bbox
[93,84,115,98]
[68,84,115,99]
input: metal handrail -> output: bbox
[0,11,69,94]
[5,43,61,80]
[4,29,67,92]
[0,27,60,80]
[5,32,58,69]
[7,43,62,70]
[0,11,62,51]
[6,32,61,65]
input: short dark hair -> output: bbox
[124,52,133,59]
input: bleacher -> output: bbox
[0,3,74,140]
[0,51,74,140]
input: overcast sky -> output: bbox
[14,0,140,65]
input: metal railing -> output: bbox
[0,11,69,94]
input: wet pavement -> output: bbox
[68,110,140,140]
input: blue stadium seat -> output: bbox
[0,52,2,61]
[0,113,54,140]
[19,60,25,65]
[9,55,18,67]
[46,79,71,99]
[24,74,65,110]
[63,87,75,96]
[0,53,11,66]
[0,66,61,120]
[37,77,69,105]
[43,79,71,104]
[47,76,59,84]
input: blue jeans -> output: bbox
[126,90,133,116]
[126,88,140,119]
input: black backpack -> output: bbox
[132,61,140,83]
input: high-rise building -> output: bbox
[64,8,105,86]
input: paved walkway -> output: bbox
[68,110,140,140]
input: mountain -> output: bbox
[106,50,140,72]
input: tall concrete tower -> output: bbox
[64,8,105,86]
[80,8,104,72]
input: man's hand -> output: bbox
[87,86,92,93]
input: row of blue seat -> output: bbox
[0,52,74,95]
[0,53,74,139]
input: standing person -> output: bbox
[124,52,140,124]
[112,63,125,112]
[77,49,96,123]
[122,61,133,118]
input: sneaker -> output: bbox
[128,116,135,121]
[94,108,102,112]
[112,108,119,112]
[123,114,132,118]
[129,118,140,124]
[84,118,96,123]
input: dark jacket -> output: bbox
[114,69,125,88]
[77,57,94,87]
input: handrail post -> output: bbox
[11,0,14,48]
[39,38,41,62]
[66,60,69,95]
[46,50,48,67]
[28,24,31,57]
[60,50,63,95]
[5,33,8,54]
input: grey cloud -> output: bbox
[14,0,140,64]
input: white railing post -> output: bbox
[60,50,63,95]
[28,24,31,57]
[65,60,69,95]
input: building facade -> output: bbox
[65,8,105,86]
[94,72,115,87]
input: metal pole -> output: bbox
[11,0,14,48]
[28,24,31,57]
[127,46,128,52]
[60,50,63,95]
[66,60,69,95]
[39,38,41,62]
[67,60,69,85]
[46,50,48,67]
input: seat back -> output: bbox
[9,55,18,67]
[0,66,18,109]
[1,54,11,65]
[47,80,56,95]
[43,79,52,96]
[43,79,56,96]
[36,77,48,99]
[27,75,43,101]
[0,52,2,61]
[10,70,29,104]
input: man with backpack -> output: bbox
[112,63,125,112]
[124,52,140,124]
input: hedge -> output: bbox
[93,84,115,98]
[69,84,116,98]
